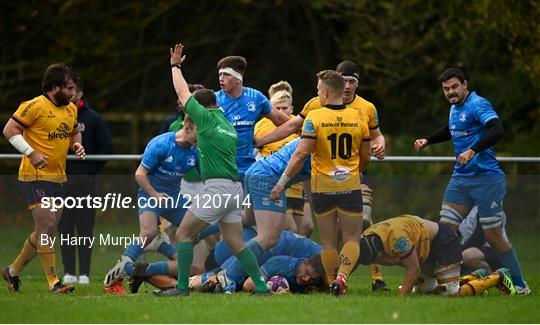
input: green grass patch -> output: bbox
[0,226,538,323]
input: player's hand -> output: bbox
[414,139,428,152]
[253,136,263,149]
[28,151,48,169]
[153,193,171,206]
[270,184,284,200]
[457,149,476,165]
[72,142,86,160]
[170,43,186,66]
[371,143,386,159]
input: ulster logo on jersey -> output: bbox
[303,120,315,134]
[247,101,256,112]
[459,112,467,122]
[187,156,196,166]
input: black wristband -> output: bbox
[171,63,182,69]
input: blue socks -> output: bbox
[158,242,176,259]
[145,261,170,276]
[123,244,144,275]
[498,248,526,287]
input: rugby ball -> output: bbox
[267,276,290,294]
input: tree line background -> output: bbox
[0,0,538,157]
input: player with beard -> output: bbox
[2,63,86,293]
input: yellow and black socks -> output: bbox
[338,241,360,277]
[36,240,59,289]
[10,232,38,276]
[321,249,339,284]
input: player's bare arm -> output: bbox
[3,118,48,169]
[359,140,371,173]
[270,138,315,200]
[135,164,169,203]
[169,43,190,106]
[264,107,290,127]
[70,129,86,159]
[255,116,303,147]
[399,249,421,295]
[369,128,386,159]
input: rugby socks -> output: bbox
[321,248,339,284]
[246,239,265,259]
[10,232,38,276]
[145,261,169,276]
[369,264,384,282]
[176,242,193,292]
[460,273,500,296]
[123,244,144,275]
[498,248,526,287]
[36,242,59,289]
[198,224,221,241]
[338,241,360,276]
[236,247,268,293]
[157,242,176,259]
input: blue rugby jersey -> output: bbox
[216,87,271,174]
[261,255,304,292]
[258,138,311,184]
[270,231,321,258]
[141,132,198,194]
[449,91,503,176]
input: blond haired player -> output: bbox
[254,81,313,237]
[271,70,371,296]
[358,215,516,296]
[2,64,85,293]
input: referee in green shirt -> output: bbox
[155,43,269,296]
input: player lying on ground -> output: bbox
[139,255,325,295]
[103,118,197,289]
[131,227,320,294]
[357,215,517,296]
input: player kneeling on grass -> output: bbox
[357,215,517,296]
[103,117,198,293]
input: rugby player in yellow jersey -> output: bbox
[254,81,313,237]
[2,64,85,293]
[357,215,517,296]
[270,70,371,296]
[256,61,388,290]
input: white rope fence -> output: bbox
[0,154,538,163]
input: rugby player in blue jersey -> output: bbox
[215,56,290,182]
[414,67,529,295]
[131,229,323,294]
[103,116,198,291]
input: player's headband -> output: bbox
[219,67,243,82]
[340,71,359,81]
[359,234,382,264]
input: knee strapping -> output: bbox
[440,205,464,225]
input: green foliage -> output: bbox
[0,0,538,154]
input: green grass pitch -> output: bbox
[0,226,538,323]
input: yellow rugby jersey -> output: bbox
[301,105,370,193]
[254,117,299,157]
[12,95,77,183]
[300,95,379,130]
[363,215,431,263]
